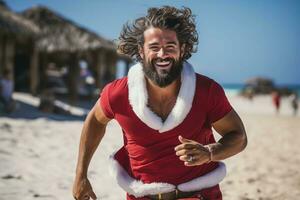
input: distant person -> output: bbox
[0,69,15,113]
[291,93,298,116]
[73,6,247,200]
[79,63,95,98]
[272,90,281,114]
[245,87,254,101]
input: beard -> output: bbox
[142,57,183,88]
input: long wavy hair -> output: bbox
[117,6,198,62]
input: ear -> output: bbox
[180,44,186,58]
[138,45,144,59]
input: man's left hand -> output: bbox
[174,135,211,166]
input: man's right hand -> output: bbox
[72,177,97,200]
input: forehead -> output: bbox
[143,27,179,45]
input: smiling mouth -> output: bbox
[154,60,172,69]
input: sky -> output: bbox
[6,0,300,85]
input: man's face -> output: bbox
[139,27,185,87]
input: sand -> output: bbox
[0,92,299,200]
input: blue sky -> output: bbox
[6,0,300,85]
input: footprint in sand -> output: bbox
[0,123,12,133]
[1,174,22,180]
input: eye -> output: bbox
[149,46,159,51]
[166,45,175,50]
[165,45,177,52]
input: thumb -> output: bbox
[178,135,192,144]
[88,190,97,200]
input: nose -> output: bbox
[157,48,167,58]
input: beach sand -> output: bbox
[0,93,299,200]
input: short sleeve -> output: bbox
[99,83,114,119]
[207,81,232,124]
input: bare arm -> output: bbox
[175,109,247,166]
[208,109,247,161]
[73,100,111,200]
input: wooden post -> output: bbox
[95,49,106,89]
[68,53,79,104]
[4,37,15,83]
[39,52,48,91]
[0,35,4,75]
[29,44,39,95]
[108,52,117,81]
[93,51,100,89]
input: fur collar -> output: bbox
[127,61,196,133]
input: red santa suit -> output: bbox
[99,62,232,199]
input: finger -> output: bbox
[184,155,209,166]
[88,190,97,200]
[176,142,208,152]
[175,148,198,156]
[174,143,196,151]
[79,194,88,200]
[78,191,89,200]
[184,159,206,166]
[184,161,198,166]
[183,154,199,166]
[179,153,200,161]
[76,193,85,200]
[179,155,191,162]
[178,135,194,144]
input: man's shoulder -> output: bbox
[195,73,227,100]
[104,77,128,98]
[107,77,128,89]
[195,73,216,88]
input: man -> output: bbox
[73,6,247,200]
[0,69,14,113]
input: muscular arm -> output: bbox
[75,100,111,177]
[73,100,111,200]
[175,109,247,166]
[208,109,247,161]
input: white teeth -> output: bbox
[156,61,170,66]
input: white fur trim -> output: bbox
[177,162,226,191]
[108,154,175,198]
[109,154,226,197]
[127,62,196,133]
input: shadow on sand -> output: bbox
[1,100,87,121]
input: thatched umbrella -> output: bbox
[245,77,274,87]
[0,1,39,36]
[21,6,123,103]
[0,1,40,91]
[22,6,115,53]
[244,77,275,94]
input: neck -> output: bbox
[145,77,181,101]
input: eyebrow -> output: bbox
[148,41,178,46]
[148,42,159,46]
[166,41,177,45]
